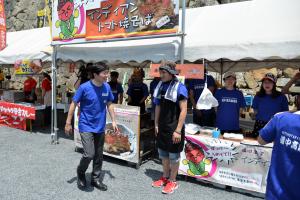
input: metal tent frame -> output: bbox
[50,0,187,144]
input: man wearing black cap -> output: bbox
[151,61,188,194]
[65,62,118,191]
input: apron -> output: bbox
[157,90,185,153]
[128,86,145,113]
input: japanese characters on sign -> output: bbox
[86,0,179,40]
[0,101,36,120]
[0,0,6,51]
[179,135,272,193]
[14,60,42,76]
[52,0,179,44]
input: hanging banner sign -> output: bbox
[86,0,179,40]
[0,101,36,120]
[51,0,179,44]
[150,63,204,79]
[0,0,6,51]
[14,60,43,76]
[179,135,272,193]
[52,0,88,44]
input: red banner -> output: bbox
[0,114,26,130]
[0,101,36,120]
[0,0,6,51]
[150,64,204,79]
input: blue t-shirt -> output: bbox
[150,79,160,110]
[150,79,160,97]
[108,81,124,104]
[215,88,246,131]
[153,81,188,105]
[73,81,114,134]
[189,75,215,114]
[259,112,300,200]
[126,83,149,97]
[188,75,215,101]
[252,94,288,122]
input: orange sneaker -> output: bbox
[152,177,169,188]
[162,181,178,194]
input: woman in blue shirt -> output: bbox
[251,73,289,137]
[215,71,246,134]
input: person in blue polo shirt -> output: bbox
[251,73,289,137]
[215,71,246,134]
[108,71,124,104]
[189,71,216,127]
[258,97,300,199]
[65,63,117,191]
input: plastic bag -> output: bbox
[196,83,219,110]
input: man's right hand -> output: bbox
[65,123,73,135]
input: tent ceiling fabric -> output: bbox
[0,27,51,64]
[183,0,300,62]
[56,37,181,63]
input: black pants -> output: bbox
[193,109,216,127]
[78,132,105,182]
[251,120,268,138]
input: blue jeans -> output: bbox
[158,148,181,164]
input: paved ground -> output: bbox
[0,127,263,200]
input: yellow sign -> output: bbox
[14,59,42,75]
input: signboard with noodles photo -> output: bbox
[86,0,179,40]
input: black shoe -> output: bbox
[91,180,107,191]
[77,171,87,189]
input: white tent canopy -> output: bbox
[184,0,300,62]
[183,0,300,72]
[0,27,51,64]
[1,0,299,72]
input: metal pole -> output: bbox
[220,58,224,86]
[51,45,58,144]
[180,0,186,64]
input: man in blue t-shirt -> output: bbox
[258,73,300,200]
[108,71,124,104]
[189,73,216,127]
[65,63,117,191]
[258,110,300,200]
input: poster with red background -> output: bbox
[0,0,6,51]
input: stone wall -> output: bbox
[5,0,249,32]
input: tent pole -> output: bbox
[51,45,58,144]
[220,58,224,86]
[180,0,186,64]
